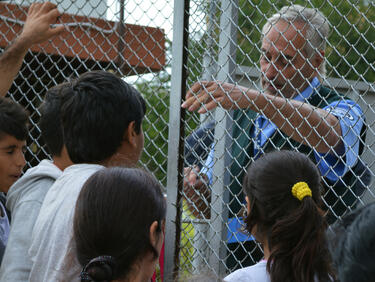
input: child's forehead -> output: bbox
[0,134,26,148]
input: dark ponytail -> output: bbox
[80,256,116,282]
[243,150,335,282]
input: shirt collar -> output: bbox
[294,77,321,102]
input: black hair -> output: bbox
[0,97,28,141]
[242,150,335,282]
[39,84,65,156]
[60,70,146,163]
[328,202,375,282]
[73,167,166,282]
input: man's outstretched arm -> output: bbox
[0,2,65,97]
[182,81,342,154]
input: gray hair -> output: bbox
[262,5,329,77]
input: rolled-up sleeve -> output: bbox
[200,143,215,185]
[314,99,364,182]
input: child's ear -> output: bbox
[123,121,137,148]
[149,221,159,247]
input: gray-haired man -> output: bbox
[183,5,368,270]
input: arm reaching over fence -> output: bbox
[183,79,343,154]
[0,2,65,97]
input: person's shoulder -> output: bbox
[41,163,104,208]
[6,160,62,209]
[0,200,10,230]
[224,261,269,282]
[63,163,104,175]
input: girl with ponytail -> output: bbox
[73,167,166,282]
[225,150,335,282]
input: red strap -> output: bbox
[152,241,165,281]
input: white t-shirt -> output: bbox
[224,260,332,282]
[224,260,269,282]
[28,164,104,282]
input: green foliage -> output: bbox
[237,0,375,82]
[135,72,170,186]
[135,71,200,186]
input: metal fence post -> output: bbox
[165,0,190,280]
[208,0,238,277]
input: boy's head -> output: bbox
[60,71,146,166]
[0,97,28,192]
[39,84,65,157]
[328,203,375,282]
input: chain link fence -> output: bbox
[0,0,172,279]
[0,0,172,181]
[168,0,375,280]
[1,0,375,281]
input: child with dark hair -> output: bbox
[28,70,146,281]
[74,167,166,282]
[0,97,28,264]
[0,85,72,280]
[225,150,335,282]
[328,202,375,282]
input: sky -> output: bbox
[106,0,175,40]
[105,0,205,82]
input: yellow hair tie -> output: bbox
[291,182,312,201]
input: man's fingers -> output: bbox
[183,166,192,177]
[39,2,58,14]
[183,166,195,186]
[183,167,191,173]
[185,81,214,100]
[188,174,197,186]
[183,82,225,112]
[198,96,224,113]
[27,3,38,15]
[44,8,61,23]
[48,25,66,37]
[183,165,201,187]
[190,81,209,95]
[187,166,199,185]
[184,89,212,111]
[188,97,206,111]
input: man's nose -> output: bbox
[15,150,26,168]
[263,60,279,82]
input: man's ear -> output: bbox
[123,121,138,148]
[312,50,324,69]
[149,221,159,247]
[245,196,251,215]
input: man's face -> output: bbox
[260,20,319,98]
[0,135,26,193]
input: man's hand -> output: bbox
[183,165,211,219]
[182,81,257,113]
[17,2,65,49]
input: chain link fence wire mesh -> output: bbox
[0,0,171,182]
[178,0,375,280]
[0,0,171,279]
[1,0,375,280]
